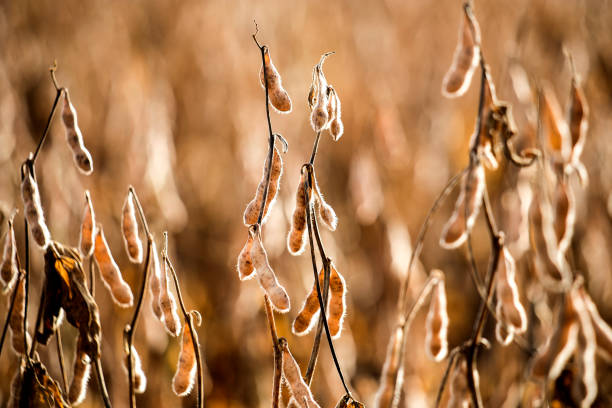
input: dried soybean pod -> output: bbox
[251,232,290,312]
[68,352,91,405]
[441,3,481,98]
[243,145,283,226]
[425,271,449,361]
[148,241,163,320]
[446,356,471,408]
[311,66,330,132]
[21,165,51,248]
[542,86,570,162]
[280,338,322,408]
[494,247,527,346]
[0,218,18,289]
[581,290,612,361]
[474,68,499,170]
[259,46,292,113]
[287,172,310,255]
[8,273,30,355]
[159,254,181,336]
[93,225,134,307]
[440,164,485,249]
[313,174,338,231]
[374,325,404,408]
[79,191,95,258]
[237,233,255,281]
[328,264,347,339]
[329,86,344,141]
[567,77,589,184]
[293,267,324,335]
[172,323,197,396]
[62,89,93,175]
[125,346,147,394]
[122,191,143,263]
[554,179,575,257]
[571,288,597,408]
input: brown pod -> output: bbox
[0,219,18,289]
[122,191,143,263]
[292,268,323,335]
[571,288,597,407]
[68,352,91,405]
[446,356,471,408]
[542,86,570,162]
[440,164,485,249]
[328,264,347,339]
[251,233,290,312]
[425,271,449,361]
[494,247,527,346]
[311,66,330,132]
[93,225,134,307]
[79,191,96,258]
[259,47,292,113]
[124,346,147,394]
[581,290,612,362]
[441,4,481,98]
[21,168,51,248]
[287,172,311,255]
[328,86,344,141]
[237,233,255,281]
[280,338,322,408]
[148,241,163,320]
[554,179,575,257]
[473,68,499,170]
[159,255,182,336]
[313,174,338,231]
[8,273,31,355]
[374,326,404,408]
[567,77,589,184]
[173,323,197,396]
[62,89,93,174]
[243,145,283,226]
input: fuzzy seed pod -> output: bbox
[581,290,612,362]
[572,288,597,408]
[542,86,570,162]
[473,69,499,170]
[329,87,344,141]
[68,352,91,405]
[328,264,347,339]
[494,247,527,346]
[251,233,290,312]
[554,179,575,257]
[292,268,324,336]
[124,346,147,394]
[425,271,449,361]
[440,164,485,249]
[311,67,330,132]
[148,241,163,320]
[8,274,31,355]
[79,191,96,258]
[237,233,255,281]
[567,77,589,185]
[173,324,197,396]
[287,172,311,255]
[243,145,283,226]
[313,175,338,231]
[159,255,182,336]
[259,47,292,113]
[122,192,143,263]
[21,168,51,248]
[446,356,471,408]
[280,338,322,408]
[0,220,18,289]
[93,226,134,307]
[441,4,481,98]
[374,326,404,408]
[62,89,93,174]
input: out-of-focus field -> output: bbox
[0,0,612,406]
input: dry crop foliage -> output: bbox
[236,26,362,408]
[0,64,203,408]
[372,2,612,408]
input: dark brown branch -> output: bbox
[55,326,68,394]
[263,295,282,408]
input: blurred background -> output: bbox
[0,0,612,406]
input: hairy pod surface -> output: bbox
[21,169,51,248]
[280,339,322,408]
[173,323,197,396]
[0,220,18,289]
[8,274,30,355]
[159,255,182,336]
[292,267,324,336]
[374,325,404,408]
[259,47,292,113]
[68,352,91,405]
[494,247,527,346]
[237,233,255,280]
[148,241,163,320]
[122,192,143,263]
[425,271,449,361]
[62,89,93,174]
[93,226,134,307]
[79,191,95,257]
[287,172,311,255]
[251,233,290,312]
[243,145,283,226]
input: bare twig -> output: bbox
[55,326,68,394]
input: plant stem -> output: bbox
[93,355,112,408]
[55,326,68,393]
[0,271,23,358]
[263,295,282,408]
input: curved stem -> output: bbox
[125,237,152,408]
[55,326,68,393]
[309,132,322,166]
[32,86,63,164]
[0,272,23,358]
[128,187,150,237]
[263,295,281,408]
[304,262,330,384]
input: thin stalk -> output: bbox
[309,132,322,166]
[88,255,95,295]
[165,254,205,408]
[32,65,64,164]
[55,326,68,393]
[0,272,23,357]
[305,183,351,397]
[28,278,45,358]
[434,348,460,408]
[304,261,330,384]
[125,237,152,408]
[93,355,112,408]
[263,295,282,408]
[128,186,151,237]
